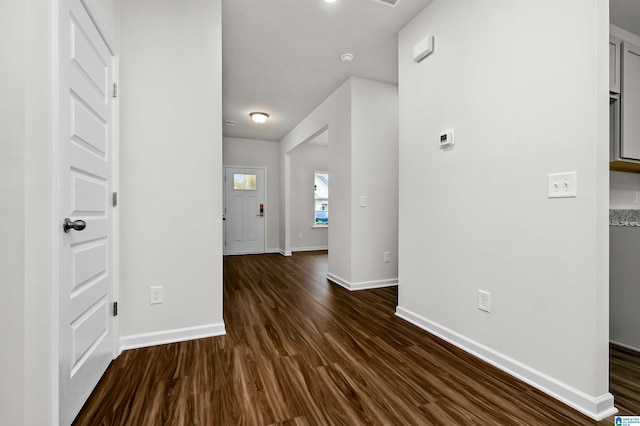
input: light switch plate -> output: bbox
[360,196,367,207]
[547,172,577,198]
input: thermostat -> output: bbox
[440,130,455,148]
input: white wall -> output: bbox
[1,5,28,425]
[290,143,329,251]
[280,77,399,288]
[350,79,399,284]
[0,2,56,425]
[223,137,280,251]
[397,0,612,420]
[119,0,224,342]
[326,84,353,281]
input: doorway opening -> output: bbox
[609,0,640,415]
[289,128,329,255]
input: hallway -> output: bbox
[74,252,621,425]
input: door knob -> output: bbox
[63,218,86,233]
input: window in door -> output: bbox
[314,171,328,227]
[234,173,257,190]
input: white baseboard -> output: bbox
[225,251,266,256]
[119,322,226,352]
[395,307,616,421]
[292,246,328,252]
[611,339,640,353]
[326,272,398,291]
[227,248,289,255]
[279,249,292,257]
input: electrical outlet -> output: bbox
[478,290,490,313]
[150,286,163,305]
[298,232,303,239]
[384,252,391,263]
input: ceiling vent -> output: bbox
[225,120,237,126]
[371,0,401,7]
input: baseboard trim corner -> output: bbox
[119,322,226,351]
[395,306,616,421]
[279,249,292,257]
[326,273,398,291]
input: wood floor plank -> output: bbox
[73,252,634,425]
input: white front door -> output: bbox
[58,1,117,424]
[224,167,266,254]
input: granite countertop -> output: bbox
[610,209,640,227]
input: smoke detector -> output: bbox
[340,53,354,63]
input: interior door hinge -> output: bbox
[112,192,118,207]
[112,82,118,98]
[113,302,118,317]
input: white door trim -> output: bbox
[55,0,119,422]
[111,52,120,357]
[223,165,267,255]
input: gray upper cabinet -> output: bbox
[611,36,621,94]
[622,41,640,161]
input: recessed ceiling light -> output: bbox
[324,0,337,3]
[340,53,354,63]
[250,112,269,124]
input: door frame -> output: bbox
[223,165,267,255]
[55,0,120,420]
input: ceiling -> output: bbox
[222,0,433,142]
[611,0,640,35]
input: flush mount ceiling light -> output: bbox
[250,112,269,124]
[324,0,337,3]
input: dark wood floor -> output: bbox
[611,344,640,417]
[74,251,637,425]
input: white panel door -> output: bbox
[58,1,116,424]
[224,167,266,254]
